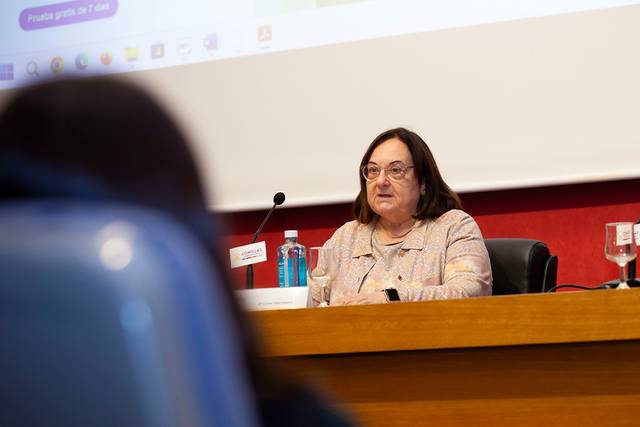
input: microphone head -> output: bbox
[273,192,285,206]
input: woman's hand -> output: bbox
[332,291,388,306]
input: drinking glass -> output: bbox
[605,222,637,289]
[308,247,336,307]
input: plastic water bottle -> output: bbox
[277,230,307,287]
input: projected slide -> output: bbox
[1,0,639,90]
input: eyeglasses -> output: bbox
[361,162,414,182]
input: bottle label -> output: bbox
[278,254,286,288]
[287,256,296,286]
[298,257,307,286]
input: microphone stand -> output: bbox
[246,266,255,289]
[246,193,285,289]
[246,207,275,289]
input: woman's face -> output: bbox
[365,137,421,224]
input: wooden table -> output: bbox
[251,289,640,426]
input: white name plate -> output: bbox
[236,287,309,311]
[229,241,267,269]
[616,223,633,246]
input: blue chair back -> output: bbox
[0,201,258,427]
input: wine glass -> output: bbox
[605,222,637,289]
[308,247,335,307]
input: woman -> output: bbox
[0,78,353,426]
[311,127,492,306]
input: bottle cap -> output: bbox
[284,230,298,239]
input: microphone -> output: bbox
[246,192,285,289]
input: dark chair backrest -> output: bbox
[0,201,259,427]
[484,238,558,295]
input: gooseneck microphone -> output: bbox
[251,192,285,244]
[246,192,285,289]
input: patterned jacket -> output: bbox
[309,209,493,306]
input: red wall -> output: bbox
[221,178,640,290]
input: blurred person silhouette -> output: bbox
[0,77,354,427]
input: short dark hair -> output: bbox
[353,127,462,223]
[0,78,207,220]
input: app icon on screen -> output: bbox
[151,42,165,59]
[26,61,39,76]
[203,33,218,51]
[0,63,14,81]
[100,51,113,65]
[125,48,139,62]
[75,53,89,70]
[50,56,64,74]
[257,25,272,43]
[177,38,192,57]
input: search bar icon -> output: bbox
[26,60,39,76]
